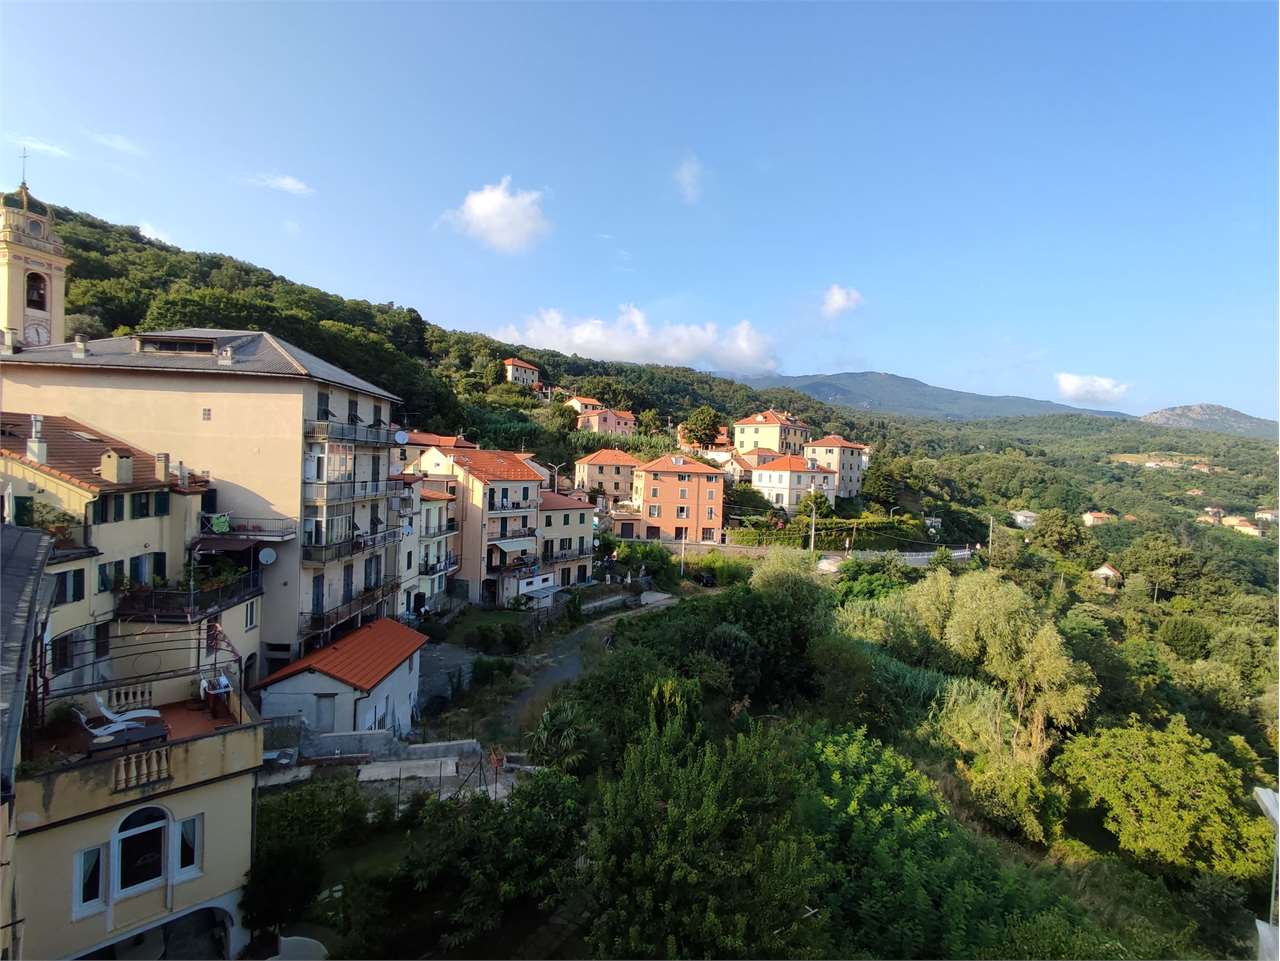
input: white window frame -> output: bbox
[173,814,204,883]
[113,811,168,900]
[244,598,258,631]
[72,844,107,919]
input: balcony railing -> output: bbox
[199,513,297,541]
[487,498,536,513]
[419,554,459,576]
[304,419,397,446]
[114,571,264,621]
[420,523,456,538]
[542,547,594,564]
[301,526,402,564]
[487,526,536,543]
[302,478,406,502]
[298,575,402,635]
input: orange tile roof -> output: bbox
[420,489,456,501]
[566,396,602,405]
[540,491,593,510]
[733,408,810,429]
[405,431,477,449]
[0,412,205,494]
[449,450,545,483]
[761,455,835,473]
[806,434,867,449]
[637,454,725,475]
[576,448,643,467]
[503,357,539,370]
[254,617,426,692]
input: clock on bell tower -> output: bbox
[1,181,70,348]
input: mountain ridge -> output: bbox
[1141,403,1277,440]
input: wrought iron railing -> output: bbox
[199,513,297,539]
[487,499,536,513]
[303,420,397,446]
[115,571,264,619]
[418,554,459,576]
[301,526,402,563]
[298,575,402,635]
[487,526,536,542]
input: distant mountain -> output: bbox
[740,371,1131,421]
[1140,404,1277,440]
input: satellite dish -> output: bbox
[402,523,414,537]
[258,547,278,566]
[394,430,409,445]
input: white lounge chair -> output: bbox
[94,693,161,724]
[74,708,141,737]
[268,936,329,960]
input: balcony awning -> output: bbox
[524,585,566,599]
[193,535,259,553]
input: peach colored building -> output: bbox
[575,448,643,503]
[577,408,636,436]
[630,454,724,543]
[564,395,604,414]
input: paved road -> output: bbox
[817,547,973,572]
[502,592,676,729]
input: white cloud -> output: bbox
[442,176,549,253]
[246,173,313,196]
[10,136,69,158]
[86,131,145,156]
[496,304,776,374]
[1055,372,1130,405]
[139,222,172,244]
[674,154,703,204]
[283,219,302,236]
[821,283,864,318]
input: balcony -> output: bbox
[487,526,536,545]
[304,419,397,446]
[114,571,264,622]
[301,526,402,564]
[420,522,457,538]
[18,673,260,828]
[419,554,459,576]
[199,513,297,541]
[302,478,406,503]
[298,575,402,636]
[487,498,536,514]
[487,557,540,577]
[542,547,595,564]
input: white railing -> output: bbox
[113,746,171,791]
[108,683,153,712]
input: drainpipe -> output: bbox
[352,690,370,732]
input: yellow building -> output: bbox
[0,326,425,677]
[732,409,811,456]
[803,434,870,499]
[1,183,70,350]
[538,491,595,587]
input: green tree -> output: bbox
[859,456,896,505]
[1054,715,1272,881]
[681,404,723,447]
[588,701,830,959]
[637,408,663,435]
[1028,507,1100,564]
[1156,614,1213,660]
[1121,533,1194,601]
[794,489,835,520]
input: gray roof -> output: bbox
[1,328,400,402]
[0,525,53,798]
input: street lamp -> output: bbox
[548,462,566,493]
[889,506,901,519]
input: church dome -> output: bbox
[2,183,50,217]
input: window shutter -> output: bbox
[72,568,85,601]
[153,491,170,516]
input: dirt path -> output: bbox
[502,593,678,730]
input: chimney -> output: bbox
[217,346,235,367]
[0,328,19,356]
[72,334,87,359]
[25,414,46,464]
[100,449,134,484]
[155,452,170,483]
[177,461,189,485]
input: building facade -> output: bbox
[802,435,866,498]
[538,492,595,587]
[576,408,636,436]
[630,454,724,543]
[574,448,642,503]
[748,455,836,513]
[733,410,811,456]
[501,357,539,387]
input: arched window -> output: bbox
[25,272,47,311]
[27,219,43,238]
[115,807,167,895]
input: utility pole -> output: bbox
[809,483,817,558]
[988,515,995,563]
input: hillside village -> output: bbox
[0,185,1277,960]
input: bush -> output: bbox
[471,655,516,687]
[500,622,527,654]
[372,794,398,831]
[241,837,325,934]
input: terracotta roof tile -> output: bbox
[405,431,476,449]
[805,434,868,449]
[733,408,810,429]
[502,357,539,370]
[420,489,455,501]
[637,454,725,475]
[254,617,426,692]
[0,412,201,493]
[449,450,545,483]
[540,491,593,510]
[761,455,835,473]
[576,448,643,467]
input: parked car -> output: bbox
[696,572,716,587]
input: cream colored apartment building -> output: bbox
[574,448,642,503]
[749,455,836,513]
[538,491,595,587]
[803,435,868,498]
[733,409,811,456]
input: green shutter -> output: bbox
[112,495,124,522]
[13,496,33,527]
[152,552,167,582]
[72,568,85,602]
[153,491,170,516]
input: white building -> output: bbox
[749,455,835,513]
[256,616,426,734]
[1011,509,1039,529]
[803,435,869,498]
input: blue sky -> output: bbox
[3,2,1276,417]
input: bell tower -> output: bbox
[0,182,70,348]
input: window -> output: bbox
[151,552,167,583]
[317,391,330,419]
[115,808,167,896]
[53,569,85,605]
[677,473,690,482]
[406,551,413,572]
[597,465,604,475]
[98,559,123,593]
[676,506,688,519]
[25,272,47,311]
[52,634,72,673]
[73,845,106,918]
[702,528,714,542]
[579,512,586,524]
[201,408,212,422]
[545,514,553,527]
[176,815,203,879]
[347,398,359,424]
[130,492,151,519]
[153,491,170,516]
[372,403,383,427]
[398,448,407,461]
[244,599,257,631]
[679,488,688,499]
[562,513,570,525]
[707,475,718,484]
[93,494,125,524]
[129,554,149,586]
[522,487,530,500]
[95,623,111,660]
[707,489,716,500]
[707,507,715,520]
[650,487,658,498]
[647,505,660,518]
